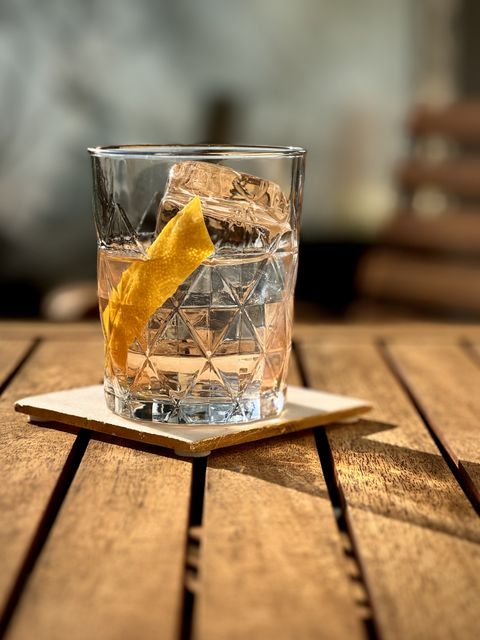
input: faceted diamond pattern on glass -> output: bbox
[104,249,296,423]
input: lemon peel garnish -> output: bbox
[103,196,214,371]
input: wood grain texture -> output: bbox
[4,323,480,640]
[0,321,101,340]
[194,356,366,640]
[7,440,192,640]
[388,343,480,502]
[0,339,104,611]
[0,340,33,388]
[299,341,480,640]
[469,344,480,492]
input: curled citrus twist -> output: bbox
[103,196,214,371]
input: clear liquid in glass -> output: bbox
[98,247,296,424]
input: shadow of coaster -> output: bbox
[15,385,372,457]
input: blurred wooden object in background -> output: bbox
[354,102,480,320]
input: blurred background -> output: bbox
[1,0,480,323]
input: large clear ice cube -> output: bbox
[157,161,290,252]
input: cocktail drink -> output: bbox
[89,146,306,424]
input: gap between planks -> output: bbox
[0,431,91,638]
[381,338,480,513]
[293,340,379,639]
[0,340,40,397]
[180,457,208,640]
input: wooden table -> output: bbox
[0,321,479,640]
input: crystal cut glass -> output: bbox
[88,145,306,424]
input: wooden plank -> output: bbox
[397,158,480,198]
[0,321,101,340]
[299,341,480,640]
[0,339,104,613]
[293,322,480,344]
[3,320,480,344]
[7,441,192,640]
[0,340,34,388]
[409,102,480,142]
[387,343,480,502]
[469,344,480,496]
[195,355,366,640]
[380,209,480,255]
[357,248,480,314]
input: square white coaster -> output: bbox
[15,385,372,457]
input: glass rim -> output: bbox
[87,143,307,160]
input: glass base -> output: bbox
[104,386,285,425]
